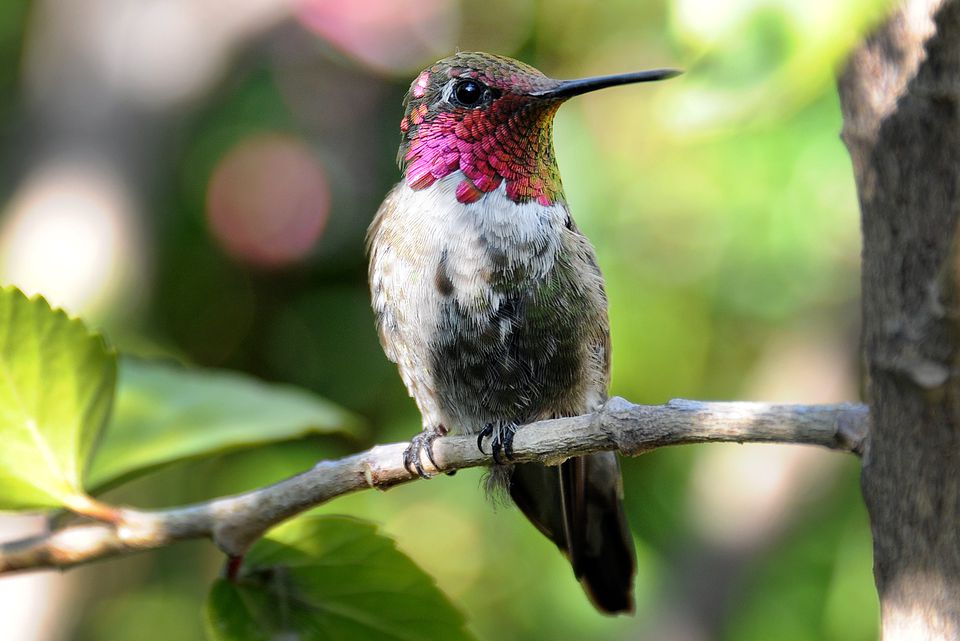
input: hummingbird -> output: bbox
[367,52,678,614]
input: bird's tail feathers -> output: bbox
[509,453,636,614]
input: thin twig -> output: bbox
[0,397,869,575]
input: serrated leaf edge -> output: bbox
[0,285,118,505]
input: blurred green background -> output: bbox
[0,0,886,639]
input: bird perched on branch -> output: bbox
[367,52,678,614]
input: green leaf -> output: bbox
[87,358,364,490]
[205,515,475,641]
[0,286,116,509]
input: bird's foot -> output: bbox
[403,428,445,478]
[477,422,517,464]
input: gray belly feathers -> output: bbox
[431,250,596,429]
[368,176,609,435]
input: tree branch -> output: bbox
[0,397,868,575]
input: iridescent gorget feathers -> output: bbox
[398,52,566,206]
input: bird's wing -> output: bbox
[366,183,404,364]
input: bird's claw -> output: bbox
[403,430,443,478]
[477,424,493,453]
[477,422,516,464]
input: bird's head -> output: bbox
[398,52,679,205]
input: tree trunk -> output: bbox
[839,1,960,638]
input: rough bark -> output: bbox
[839,1,960,637]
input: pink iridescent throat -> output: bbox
[400,95,565,206]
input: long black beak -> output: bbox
[533,69,681,100]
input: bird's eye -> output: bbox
[451,79,485,107]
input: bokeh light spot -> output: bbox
[0,160,140,317]
[295,0,457,74]
[206,133,330,268]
